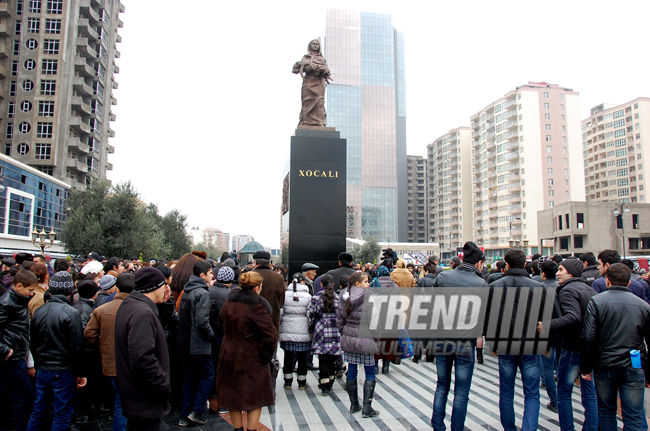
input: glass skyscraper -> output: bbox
[325,9,407,242]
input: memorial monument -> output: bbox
[281,39,347,277]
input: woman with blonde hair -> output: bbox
[216,272,277,431]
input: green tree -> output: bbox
[61,181,172,260]
[160,209,192,259]
[351,238,382,265]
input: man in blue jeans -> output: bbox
[431,241,488,431]
[488,249,546,431]
[27,271,87,431]
[581,263,650,431]
[538,258,598,430]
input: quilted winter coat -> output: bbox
[279,282,312,343]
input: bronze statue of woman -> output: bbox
[292,39,332,127]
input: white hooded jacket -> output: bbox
[279,282,312,342]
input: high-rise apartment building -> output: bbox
[2,0,123,189]
[582,98,650,204]
[232,234,254,253]
[426,127,473,258]
[406,155,426,243]
[470,82,584,258]
[325,9,407,242]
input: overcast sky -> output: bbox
[108,0,650,249]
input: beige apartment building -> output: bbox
[1,0,123,189]
[426,127,472,258]
[582,98,650,204]
[406,155,427,243]
[470,82,585,259]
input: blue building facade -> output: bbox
[0,154,68,253]
[325,9,407,242]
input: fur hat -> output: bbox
[48,271,74,295]
[560,258,584,278]
[253,250,271,260]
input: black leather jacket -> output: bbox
[30,295,85,374]
[0,288,31,361]
[548,277,595,352]
[581,285,650,379]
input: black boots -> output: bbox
[362,380,380,418]
[476,348,484,364]
[381,360,390,374]
[319,378,332,396]
[346,379,361,413]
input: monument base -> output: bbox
[285,128,347,279]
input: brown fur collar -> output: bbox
[227,288,272,314]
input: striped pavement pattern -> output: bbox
[260,351,624,431]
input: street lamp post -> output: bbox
[32,227,56,254]
[613,203,630,258]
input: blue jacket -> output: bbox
[592,277,650,304]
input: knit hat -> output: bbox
[81,260,104,275]
[48,271,74,295]
[77,280,100,299]
[134,267,166,293]
[560,258,584,278]
[338,252,353,263]
[223,258,236,267]
[538,255,551,264]
[462,241,484,265]
[99,274,117,290]
[217,266,235,283]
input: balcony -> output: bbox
[507,174,520,183]
[112,80,118,89]
[110,96,117,105]
[78,18,99,40]
[0,23,9,37]
[68,137,90,153]
[113,64,120,74]
[72,96,92,115]
[74,57,95,77]
[114,49,120,58]
[107,127,115,137]
[76,37,98,58]
[66,158,89,173]
[109,111,116,122]
[489,201,499,209]
[0,3,11,17]
[80,0,101,22]
[106,144,115,154]
[106,162,113,170]
[0,41,8,58]
[508,196,521,204]
[508,208,522,215]
[0,63,7,79]
[472,195,483,203]
[69,117,91,134]
[73,77,94,96]
[116,33,122,43]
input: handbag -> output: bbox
[398,328,414,358]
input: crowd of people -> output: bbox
[0,244,649,431]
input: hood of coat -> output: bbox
[184,275,208,293]
[348,285,366,305]
[285,283,310,294]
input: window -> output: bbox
[42,59,57,74]
[29,0,41,13]
[563,147,567,153]
[11,61,17,76]
[24,59,36,70]
[18,122,31,133]
[10,81,16,96]
[561,115,565,121]
[560,94,564,100]
[565,214,570,229]
[38,101,54,116]
[564,169,568,175]
[544,103,550,109]
[614,119,626,128]
[613,109,624,119]
[17,0,23,15]
[8,102,15,118]
[574,235,583,249]
[44,19,61,34]
[635,113,639,119]
[46,0,62,14]
[547,157,553,163]
[15,21,21,35]
[549,201,555,208]
[27,18,40,33]
[43,39,59,54]
[25,38,38,51]
[546,135,552,141]
[4,143,10,156]
[548,168,553,174]
[40,80,56,95]
[545,124,551,130]
[22,80,34,92]
[19,101,32,112]
[544,92,549,98]
[36,122,52,138]
[546,146,552,153]
[35,143,51,159]
[561,104,565,111]
[6,123,13,139]
[549,190,554,196]
[13,40,20,56]
[17,143,29,155]
[545,114,550,120]
[548,179,554,186]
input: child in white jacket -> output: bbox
[279,273,312,389]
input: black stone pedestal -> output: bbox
[285,128,347,279]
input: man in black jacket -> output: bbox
[0,270,37,431]
[326,252,356,292]
[115,267,171,431]
[178,260,215,426]
[581,263,650,431]
[488,249,544,431]
[579,252,600,286]
[537,258,597,430]
[28,271,87,431]
[430,242,488,431]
